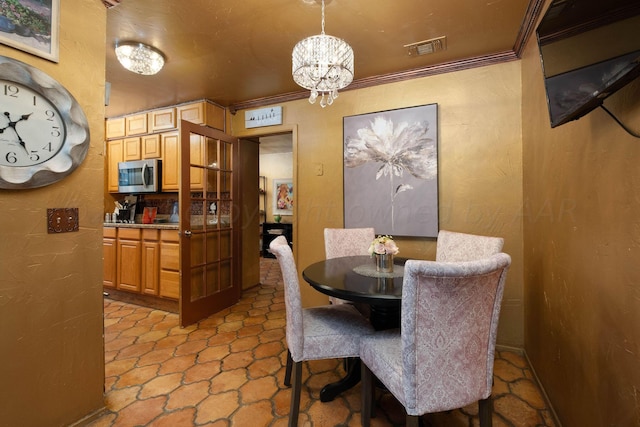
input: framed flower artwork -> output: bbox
[343,104,439,237]
[273,178,293,216]
[0,0,60,62]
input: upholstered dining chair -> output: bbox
[435,229,504,262]
[324,227,375,304]
[269,236,375,427]
[359,253,512,427]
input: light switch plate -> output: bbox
[245,106,282,128]
[47,208,79,233]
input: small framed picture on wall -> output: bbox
[273,178,293,216]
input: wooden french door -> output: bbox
[178,120,241,327]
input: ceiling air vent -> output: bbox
[404,36,447,56]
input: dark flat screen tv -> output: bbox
[536,0,640,128]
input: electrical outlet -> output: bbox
[314,162,324,176]
[47,208,79,234]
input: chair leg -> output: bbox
[479,396,493,427]
[289,361,302,427]
[406,415,420,427]
[361,362,375,427]
[284,349,293,387]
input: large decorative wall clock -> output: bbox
[0,56,90,189]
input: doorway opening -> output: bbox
[257,133,294,259]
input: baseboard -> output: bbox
[522,349,563,427]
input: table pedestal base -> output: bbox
[319,358,360,402]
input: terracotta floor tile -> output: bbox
[247,356,282,379]
[148,407,197,427]
[105,386,141,412]
[221,350,254,370]
[157,354,197,375]
[230,335,260,352]
[494,394,545,427]
[115,341,155,359]
[91,258,557,427]
[115,364,160,389]
[229,400,274,427]
[210,369,249,394]
[183,360,221,384]
[112,395,167,427]
[104,358,137,378]
[174,338,208,356]
[239,375,278,404]
[138,372,184,399]
[137,347,175,367]
[195,391,239,424]
[165,381,211,410]
[154,334,188,350]
[198,344,231,363]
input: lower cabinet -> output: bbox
[103,228,117,288]
[141,229,160,296]
[159,229,180,299]
[117,228,142,292]
[104,227,179,300]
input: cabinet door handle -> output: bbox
[183,230,192,237]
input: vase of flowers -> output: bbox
[368,235,399,273]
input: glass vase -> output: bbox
[375,253,394,273]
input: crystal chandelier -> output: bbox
[292,0,354,107]
[115,42,165,75]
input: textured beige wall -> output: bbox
[233,61,524,346]
[0,1,107,425]
[522,5,640,425]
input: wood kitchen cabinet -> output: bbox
[123,137,141,161]
[116,228,142,293]
[159,229,180,299]
[149,108,176,132]
[107,139,123,193]
[141,229,160,296]
[106,117,126,139]
[125,113,148,136]
[161,131,206,191]
[177,100,225,131]
[103,227,117,289]
[161,131,180,191]
[142,134,161,159]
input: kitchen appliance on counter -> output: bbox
[118,159,161,193]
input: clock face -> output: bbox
[0,56,90,189]
[1,81,67,167]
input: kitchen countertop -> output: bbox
[104,222,179,230]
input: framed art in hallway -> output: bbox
[0,0,60,62]
[273,178,293,216]
[343,103,439,237]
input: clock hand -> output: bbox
[2,112,32,154]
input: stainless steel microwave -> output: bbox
[118,159,161,193]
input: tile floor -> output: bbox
[89,258,557,427]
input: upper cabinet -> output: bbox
[106,117,126,139]
[125,113,148,136]
[177,101,225,131]
[150,108,176,133]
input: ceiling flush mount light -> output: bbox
[292,0,354,107]
[115,42,165,75]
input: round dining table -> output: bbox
[301,255,407,402]
[302,255,406,330]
